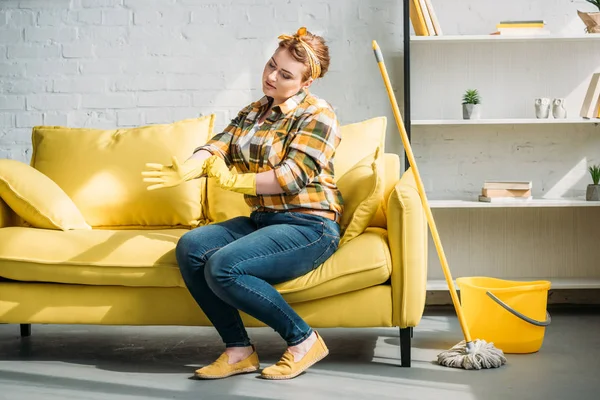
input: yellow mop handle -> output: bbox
[372,40,473,344]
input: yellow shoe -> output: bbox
[261,331,329,380]
[194,346,260,380]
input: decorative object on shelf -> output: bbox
[535,98,551,118]
[462,89,481,120]
[587,164,600,201]
[552,98,567,119]
[578,1,600,33]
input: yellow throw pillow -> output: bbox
[205,177,252,223]
[0,159,91,230]
[335,116,386,179]
[30,116,214,228]
[337,149,384,246]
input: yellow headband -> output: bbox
[278,27,321,80]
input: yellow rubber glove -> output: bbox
[204,155,257,196]
[142,156,206,191]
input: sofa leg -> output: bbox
[399,327,412,367]
[20,324,31,337]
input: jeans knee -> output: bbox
[204,253,237,292]
[176,231,198,278]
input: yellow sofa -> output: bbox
[0,115,428,367]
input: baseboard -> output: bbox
[425,289,600,306]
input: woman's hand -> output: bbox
[142,156,206,191]
[204,155,257,196]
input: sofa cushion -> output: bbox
[0,159,91,231]
[334,116,386,178]
[370,153,401,229]
[336,150,383,246]
[0,198,15,228]
[275,228,391,303]
[205,177,251,223]
[0,227,188,288]
[30,116,214,229]
[0,227,391,302]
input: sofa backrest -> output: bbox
[30,116,215,229]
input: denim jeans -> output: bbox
[176,211,340,347]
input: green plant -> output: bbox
[590,164,600,185]
[462,89,481,105]
[585,0,600,12]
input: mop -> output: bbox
[371,41,507,370]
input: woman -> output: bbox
[142,27,343,380]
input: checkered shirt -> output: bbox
[194,89,343,214]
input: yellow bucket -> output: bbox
[456,277,551,354]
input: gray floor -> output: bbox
[0,307,599,400]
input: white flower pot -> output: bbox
[462,104,481,120]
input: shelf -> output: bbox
[427,278,600,290]
[429,198,600,208]
[412,118,600,126]
[411,34,600,43]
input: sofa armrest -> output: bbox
[387,167,428,328]
[0,198,16,228]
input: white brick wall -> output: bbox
[0,0,598,199]
[0,0,404,163]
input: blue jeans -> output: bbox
[176,211,340,347]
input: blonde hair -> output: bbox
[277,27,330,81]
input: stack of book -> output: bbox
[409,0,442,36]
[478,181,533,203]
[493,20,549,36]
[580,72,600,119]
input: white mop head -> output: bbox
[437,339,507,370]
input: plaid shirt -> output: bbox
[195,89,343,215]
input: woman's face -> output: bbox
[262,47,312,105]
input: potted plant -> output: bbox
[578,0,600,33]
[462,89,481,120]
[587,164,600,201]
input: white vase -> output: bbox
[535,98,550,119]
[462,104,481,120]
[552,98,567,119]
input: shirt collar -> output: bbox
[252,89,308,116]
[277,89,308,114]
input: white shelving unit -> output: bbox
[408,27,600,293]
[429,198,600,208]
[411,34,600,43]
[413,118,600,126]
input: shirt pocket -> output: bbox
[264,129,289,169]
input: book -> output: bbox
[594,94,600,119]
[419,0,435,36]
[580,73,600,119]
[409,0,429,36]
[499,20,546,25]
[423,0,442,35]
[482,188,532,198]
[498,28,550,36]
[479,195,533,203]
[497,22,545,28]
[483,181,532,190]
